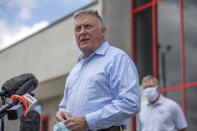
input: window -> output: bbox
[131,0,197,130]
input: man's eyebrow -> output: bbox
[85,23,93,26]
[75,25,82,29]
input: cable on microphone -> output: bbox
[10,95,28,117]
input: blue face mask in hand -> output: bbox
[53,122,70,131]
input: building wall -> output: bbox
[39,95,63,131]
[102,0,131,55]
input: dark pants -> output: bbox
[94,126,123,131]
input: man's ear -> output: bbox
[101,26,106,34]
[157,86,160,92]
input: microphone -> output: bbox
[0,78,38,120]
[7,93,37,120]
[15,79,38,96]
[7,79,38,120]
[1,73,36,97]
[19,110,41,131]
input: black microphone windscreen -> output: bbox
[19,110,41,131]
[1,73,37,97]
[15,79,38,96]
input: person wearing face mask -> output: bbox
[137,75,187,131]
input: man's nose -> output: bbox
[80,26,87,34]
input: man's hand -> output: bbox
[64,116,86,131]
[55,110,70,123]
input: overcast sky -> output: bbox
[0,0,92,50]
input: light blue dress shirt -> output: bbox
[59,42,140,130]
[137,95,188,131]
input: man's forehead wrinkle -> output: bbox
[75,20,91,27]
[76,22,91,27]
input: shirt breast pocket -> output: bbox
[157,109,172,125]
[66,85,75,98]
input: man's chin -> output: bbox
[79,43,91,50]
[80,47,94,55]
[80,47,90,52]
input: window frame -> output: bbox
[130,0,197,130]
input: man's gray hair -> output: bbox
[142,75,159,86]
[74,9,103,27]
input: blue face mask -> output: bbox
[53,122,70,131]
[143,86,159,102]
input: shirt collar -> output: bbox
[94,41,109,55]
[78,41,109,62]
[155,95,165,105]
